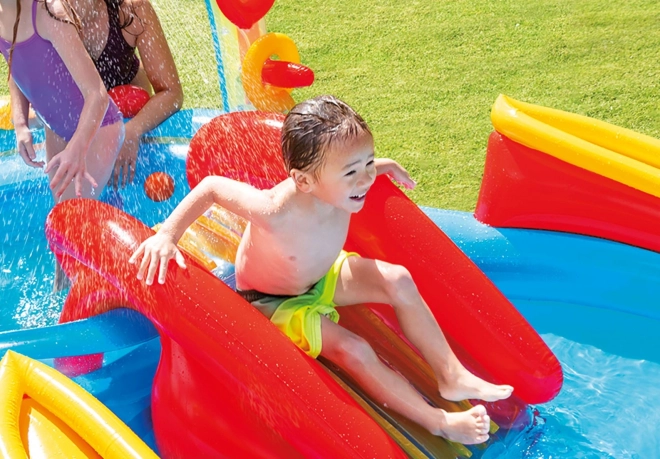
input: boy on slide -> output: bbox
[130,95,513,444]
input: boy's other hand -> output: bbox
[376,158,416,190]
[129,234,187,285]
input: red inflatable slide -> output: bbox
[47,111,562,458]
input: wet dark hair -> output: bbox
[43,0,83,33]
[281,95,372,176]
[106,0,137,30]
[7,0,23,77]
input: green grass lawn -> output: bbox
[2,0,660,210]
[266,0,660,210]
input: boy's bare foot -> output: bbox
[428,404,490,445]
[439,369,513,402]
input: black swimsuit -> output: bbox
[93,0,140,89]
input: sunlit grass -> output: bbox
[267,0,660,210]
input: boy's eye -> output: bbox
[345,170,357,176]
[367,159,375,166]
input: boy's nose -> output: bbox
[358,171,375,188]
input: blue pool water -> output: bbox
[1,111,658,457]
[486,335,660,458]
[0,142,189,331]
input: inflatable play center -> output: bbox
[1,0,659,458]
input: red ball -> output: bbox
[215,0,274,29]
[108,84,150,118]
[145,172,175,202]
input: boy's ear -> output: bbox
[290,168,314,193]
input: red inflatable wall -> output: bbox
[47,200,407,458]
[476,132,660,253]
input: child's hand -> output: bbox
[16,128,44,168]
[129,234,187,285]
[45,145,98,198]
[375,158,416,190]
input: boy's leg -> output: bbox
[333,256,513,403]
[319,316,490,444]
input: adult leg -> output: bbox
[319,317,490,444]
[333,256,513,403]
[44,127,68,291]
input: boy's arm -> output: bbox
[375,158,416,189]
[130,176,276,285]
[156,175,276,243]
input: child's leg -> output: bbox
[319,316,490,444]
[46,122,124,201]
[45,123,123,290]
[333,257,513,403]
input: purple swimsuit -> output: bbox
[0,1,122,141]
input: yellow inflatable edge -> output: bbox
[241,32,299,112]
[0,350,158,459]
[491,94,660,198]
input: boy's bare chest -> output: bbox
[273,212,349,273]
[280,217,348,255]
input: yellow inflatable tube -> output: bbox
[491,94,660,198]
[241,33,300,112]
[0,350,158,458]
[0,96,12,130]
[194,204,246,264]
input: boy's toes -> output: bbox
[472,404,487,417]
[475,434,489,444]
[501,385,514,396]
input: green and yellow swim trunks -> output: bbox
[238,250,358,358]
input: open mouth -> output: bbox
[350,192,367,202]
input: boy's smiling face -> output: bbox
[304,132,377,213]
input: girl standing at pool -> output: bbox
[0,0,124,285]
[0,0,123,197]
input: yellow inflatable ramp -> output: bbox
[491,94,660,198]
[0,350,158,458]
